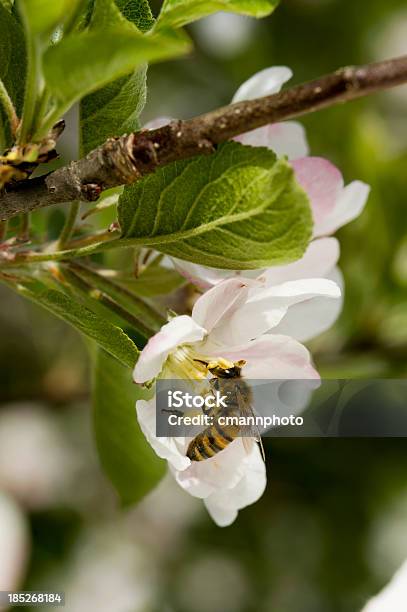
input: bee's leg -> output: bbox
[202,404,214,417]
[194,395,213,417]
[210,377,218,388]
[203,382,223,418]
[201,391,219,417]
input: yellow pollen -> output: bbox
[165,346,208,380]
[207,357,234,370]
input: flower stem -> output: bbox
[66,261,166,331]
[62,267,156,338]
[17,38,41,144]
[63,228,117,250]
[0,78,19,137]
[32,91,52,140]
[57,201,80,250]
[0,232,128,267]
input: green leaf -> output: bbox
[118,142,313,269]
[80,0,155,155]
[93,348,166,505]
[18,0,81,37]
[44,25,190,122]
[18,282,139,368]
[87,0,134,29]
[17,0,85,143]
[119,263,187,296]
[115,0,155,32]
[0,3,26,116]
[80,66,147,155]
[156,0,279,29]
[90,0,153,31]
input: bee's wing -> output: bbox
[235,387,265,462]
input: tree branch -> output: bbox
[2,55,407,221]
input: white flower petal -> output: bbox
[192,277,254,335]
[204,444,266,527]
[235,121,309,160]
[271,267,344,341]
[262,237,340,285]
[173,258,260,290]
[291,157,344,235]
[204,499,238,527]
[133,315,206,384]
[217,334,319,380]
[208,278,341,345]
[169,439,266,527]
[315,180,370,236]
[170,464,216,498]
[171,438,252,499]
[172,259,232,290]
[136,399,191,471]
[172,238,339,293]
[232,66,293,102]
[292,158,369,237]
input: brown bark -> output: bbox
[1,55,407,222]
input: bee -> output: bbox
[186,359,265,462]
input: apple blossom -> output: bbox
[138,68,360,525]
[232,67,369,239]
[133,276,340,526]
[167,67,370,341]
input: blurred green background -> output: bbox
[1,0,407,610]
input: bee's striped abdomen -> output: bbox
[187,422,236,462]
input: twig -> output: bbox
[0,232,122,267]
[1,55,407,221]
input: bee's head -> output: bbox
[207,359,246,379]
